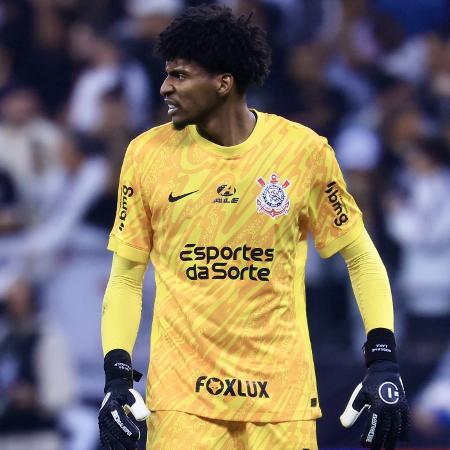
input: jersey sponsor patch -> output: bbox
[179,244,274,281]
[324,181,348,226]
[118,185,134,231]
[256,173,290,219]
[195,376,269,398]
[213,183,239,204]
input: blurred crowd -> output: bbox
[0,0,449,448]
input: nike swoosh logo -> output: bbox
[168,190,199,202]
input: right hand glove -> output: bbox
[340,328,411,450]
[340,360,410,449]
[99,350,151,450]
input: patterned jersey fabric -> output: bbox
[108,110,364,421]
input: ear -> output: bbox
[216,73,234,96]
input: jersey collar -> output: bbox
[188,109,265,159]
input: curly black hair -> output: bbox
[154,4,271,93]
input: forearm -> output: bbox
[340,228,394,333]
[101,253,146,355]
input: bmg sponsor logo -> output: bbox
[195,376,269,398]
[325,181,348,226]
[180,244,274,281]
[118,185,134,231]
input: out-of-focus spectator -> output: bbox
[284,42,349,140]
[68,23,151,133]
[374,0,450,36]
[413,343,450,441]
[0,168,22,234]
[97,85,134,182]
[0,0,34,73]
[0,46,15,95]
[325,0,378,109]
[120,0,182,118]
[0,277,74,450]
[335,126,382,237]
[0,131,109,281]
[0,87,62,223]
[372,13,429,84]
[422,31,450,125]
[385,138,450,362]
[17,1,74,117]
[68,0,126,29]
[127,0,183,40]
[380,102,429,176]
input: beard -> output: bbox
[172,119,189,131]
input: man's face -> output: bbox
[160,59,222,130]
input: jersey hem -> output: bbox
[317,219,365,258]
[148,406,322,423]
[108,235,149,264]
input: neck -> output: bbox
[195,99,256,146]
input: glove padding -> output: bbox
[340,361,410,450]
[99,379,151,450]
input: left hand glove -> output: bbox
[99,349,150,450]
[99,380,150,450]
[340,328,411,450]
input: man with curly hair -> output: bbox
[98,5,410,449]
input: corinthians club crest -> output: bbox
[256,173,290,219]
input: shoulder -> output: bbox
[127,122,186,158]
[259,111,327,148]
[131,122,175,148]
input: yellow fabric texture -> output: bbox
[101,253,146,355]
[340,229,394,333]
[147,411,317,450]
[107,110,364,421]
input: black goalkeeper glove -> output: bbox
[99,349,150,450]
[340,328,411,450]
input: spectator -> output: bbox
[0,131,109,281]
[413,342,450,443]
[17,2,74,117]
[0,86,62,223]
[385,138,450,362]
[68,23,151,133]
[284,42,349,140]
[0,277,74,450]
[372,12,429,84]
[0,167,22,235]
[0,46,15,95]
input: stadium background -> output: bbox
[0,0,449,448]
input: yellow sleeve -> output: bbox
[101,253,147,356]
[340,228,394,333]
[108,140,152,264]
[307,141,364,258]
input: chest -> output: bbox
[144,146,312,250]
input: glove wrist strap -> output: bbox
[364,328,397,367]
[104,349,143,393]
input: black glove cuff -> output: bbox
[364,328,397,367]
[104,349,143,393]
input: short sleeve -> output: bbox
[108,141,152,264]
[308,141,364,258]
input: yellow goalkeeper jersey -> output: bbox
[108,110,364,422]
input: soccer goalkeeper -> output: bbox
[98,5,410,449]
